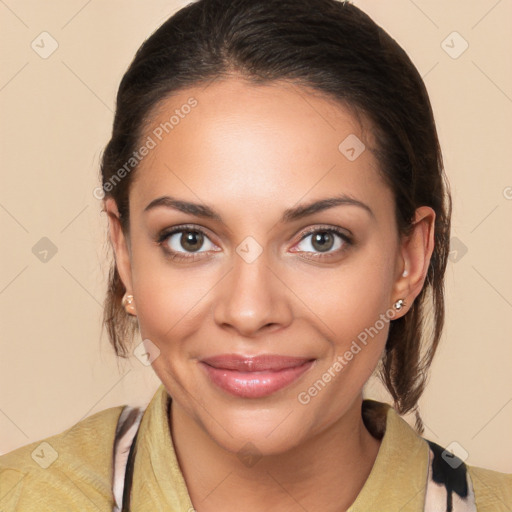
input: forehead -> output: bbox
[130,78,390,221]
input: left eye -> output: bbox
[295,229,348,254]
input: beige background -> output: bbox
[1,0,511,473]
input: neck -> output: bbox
[170,396,382,512]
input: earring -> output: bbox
[393,298,406,311]
[122,293,135,311]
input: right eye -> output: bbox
[157,225,219,261]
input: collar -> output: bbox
[131,385,429,511]
[348,399,429,510]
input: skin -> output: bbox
[105,77,435,511]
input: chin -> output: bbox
[211,419,308,458]
[195,401,313,457]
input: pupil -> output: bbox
[312,232,333,252]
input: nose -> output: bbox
[212,248,293,338]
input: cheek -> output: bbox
[128,238,206,350]
[133,271,209,354]
[301,274,390,383]
[291,243,396,344]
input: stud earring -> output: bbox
[402,269,409,277]
[393,298,406,311]
[122,293,135,311]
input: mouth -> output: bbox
[199,354,315,398]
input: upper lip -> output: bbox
[200,354,314,372]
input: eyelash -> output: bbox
[156,224,353,262]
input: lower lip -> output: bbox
[200,360,315,398]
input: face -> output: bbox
[107,78,433,456]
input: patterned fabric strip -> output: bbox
[424,440,477,512]
[112,405,144,512]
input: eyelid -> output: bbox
[294,224,353,243]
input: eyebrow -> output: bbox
[143,194,375,223]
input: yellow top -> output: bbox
[1,384,511,511]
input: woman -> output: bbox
[1,0,510,510]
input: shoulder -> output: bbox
[467,463,512,511]
[362,400,511,510]
[0,404,124,511]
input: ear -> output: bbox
[103,197,137,316]
[391,206,436,318]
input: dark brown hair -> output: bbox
[100,0,451,434]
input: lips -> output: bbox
[199,354,315,398]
